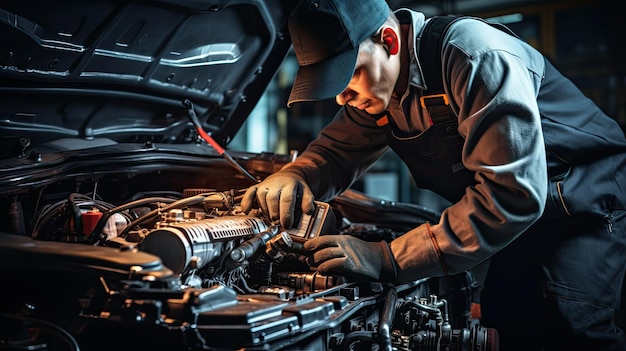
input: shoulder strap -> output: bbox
[419,15,462,94]
[418,15,464,124]
[416,15,519,124]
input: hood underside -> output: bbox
[0,0,293,155]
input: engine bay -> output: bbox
[0,164,498,351]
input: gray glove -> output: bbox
[303,235,397,282]
[240,170,316,229]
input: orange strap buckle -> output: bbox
[420,93,449,108]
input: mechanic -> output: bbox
[241,0,626,349]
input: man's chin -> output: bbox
[365,105,385,115]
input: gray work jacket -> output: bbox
[282,9,626,283]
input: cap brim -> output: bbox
[287,46,358,107]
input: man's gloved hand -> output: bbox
[303,235,397,282]
[240,170,316,229]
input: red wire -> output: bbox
[196,126,225,155]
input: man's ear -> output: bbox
[381,27,399,55]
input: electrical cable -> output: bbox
[117,193,212,238]
[182,99,259,184]
[31,194,119,240]
[86,196,178,243]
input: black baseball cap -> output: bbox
[287,0,391,107]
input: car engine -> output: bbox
[0,169,498,351]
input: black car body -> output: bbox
[0,1,496,350]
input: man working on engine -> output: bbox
[241,0,626,349]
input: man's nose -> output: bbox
[336,88,355,106]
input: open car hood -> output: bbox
[0,0,293,156]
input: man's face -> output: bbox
[335,39,400,115]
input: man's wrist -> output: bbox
[377,241,398,283]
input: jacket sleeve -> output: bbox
[281,106,390,202]
[391,20,548,283]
